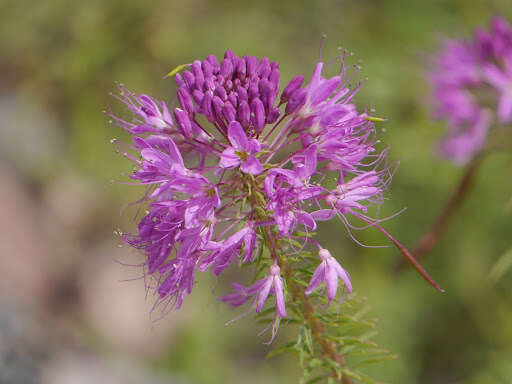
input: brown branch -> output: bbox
[395,154,483,272]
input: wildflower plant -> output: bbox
[431,16,512,165]
[110,49,441,382]
[404,16,512,265]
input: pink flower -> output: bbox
[219,121,263,174]
[482,58,512,122]
[221,264,286,318]
[306,249,352,301]
[430,16,512,164]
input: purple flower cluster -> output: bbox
[431,16,512,164]
[111,50,393,324]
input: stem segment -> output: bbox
[395,154,482,272]
[278,254,354,384]
[250,178,352,383]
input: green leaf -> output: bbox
[363,116,387,122]
[299,346,307,367]
[488,247,512,283]
[304,326,314,354]
[290,305,305,320]
[323,357,342,379]
[346,369,385,384]
[335,320,376,335]
[294,230,318,237]
[353,305,372,320]
[344,347,394,357]
[266,341,296,359]
[359,330,379,342]
[306,357,325,369]
[164,63,189,78]
[292,278,309,288]
[265,292,393,383]
[254,190,267,206]
[340,368,363,381]
[304,374,328,384]
[256,306,277,317]
[352,354,399,368]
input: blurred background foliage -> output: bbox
[1,0,512,383]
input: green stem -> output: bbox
[249,176,353,383]
[278,253,354,384]
[259,223,352,382]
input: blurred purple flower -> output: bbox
[438,110,491,164]
[431,16,512,164]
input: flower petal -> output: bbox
[498,92,512,122]
[330,258,352,293]
[256,277,273,312]
[303,144,318,177]
[305,262,326,295]
[248,138,262,154]
[483,64,508,90]
[219,147,240,169]
[311,209,335,221]
[273,276,287,318]
[164,137,185,169]
[310,76,341,105]
[325,263,339,301]
[241,155,263,175]
[227,121,249,150]
[297,211,316,230]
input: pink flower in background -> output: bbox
[431,16,512,164]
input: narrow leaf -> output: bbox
[164,63,189,78]
[488,247,512,283]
